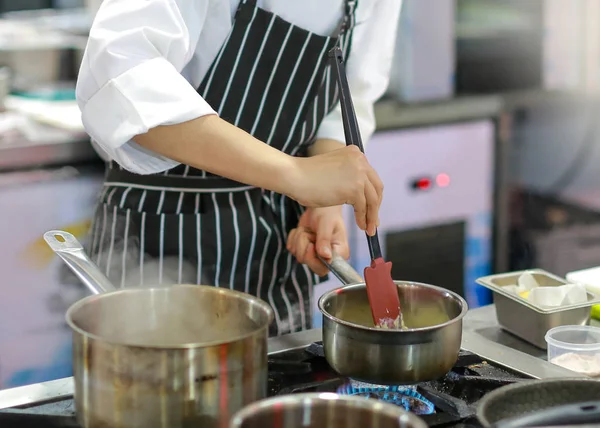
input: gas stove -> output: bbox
[267,342,526,428]
[0,342,527,428]
[0,307,583,428]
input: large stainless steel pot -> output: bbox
[229,393,427,428]
[318,255,468,385]
[44,230,274,428]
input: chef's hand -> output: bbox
[286,206,350,276]
[288,146,382,236]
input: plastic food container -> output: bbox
[545,325,600,377]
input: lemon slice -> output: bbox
[519,290,530,299]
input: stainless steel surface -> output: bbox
[44,230,275,428]
[319,257,467,384]
[476,378,600,428]
[477,270,599,348]
[229,393,427,428]
[318,254,363,285]
[43,230,115,295]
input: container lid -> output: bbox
[545,325,600,351]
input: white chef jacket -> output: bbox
[76,0,403,175]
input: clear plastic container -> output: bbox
[545,325,600,377]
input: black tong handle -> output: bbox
[328,46,382,261]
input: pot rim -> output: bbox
[65,284,275,349]
[475,377,600,426]
[229,392,428,427]
[317,281,468,333]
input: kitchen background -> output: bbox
[1,0,599,391]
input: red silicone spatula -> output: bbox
[328,46,402,328]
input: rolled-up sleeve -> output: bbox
[76,0,215,174]
[316,0,402,146]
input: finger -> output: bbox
[304,242,329,276]
[292,230,313,264]
[315,215,335,259]
[364,179,379,236]
[286,228,297,252]
[352,184,367,232]
[332,239,350,260]
[366,168,384,225]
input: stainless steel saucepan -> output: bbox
[318,255,468,385]
[44,230,274,428]
[229,393,427,428]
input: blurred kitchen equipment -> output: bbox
[318,255,467,384]
[229,393,427,428]
[545,325,600,376]
[477,269,600,349]
[329,46,401,328]
[476,378,600,428]
[387,0,454,102]
[43,230,274,428]
[567,266,600,321]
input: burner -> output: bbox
[336,380,435,415]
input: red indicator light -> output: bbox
[436,173,451,187]
[415,178,431,190]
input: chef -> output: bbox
[76,0,402,336]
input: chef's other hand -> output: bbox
[286,206,350,277]
[288,145,382,236]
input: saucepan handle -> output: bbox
[44,230,117,295]
[318,253,364,285]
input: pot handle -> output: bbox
[44,230,116,295]
[318,254,364,285]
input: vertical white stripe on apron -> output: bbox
[243,191,257,294]
[228,193,240,289]
[159,213,165,284]
[281,37,330,152]
[291,263,307,330]
[217,7,258,115]
[119,187,132,208]
[91,187,109,257]
[234,14,277,125]
[249,24,294,135]
[178,213,184,284]
[195,194,202,284]
[156,190,165,215]
[97,203,108,266]
[270,223,295,333]
[265,34,313,145]
[175,192,185,214]
[300,263,315,328]
[258,217,281,333]
[121,208,131,288]
[106,205,118,278]
[211,193,222,286]
[106,187,118,205]
[137,190,147,212]
[139,211,146,285]
[324,66,331,111]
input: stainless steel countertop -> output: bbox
[0,304,582,411]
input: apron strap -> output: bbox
[341,0,358,34]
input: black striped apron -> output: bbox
[88,0,357,336]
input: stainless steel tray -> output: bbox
[477,269,600,313]
[477,269,600,349]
